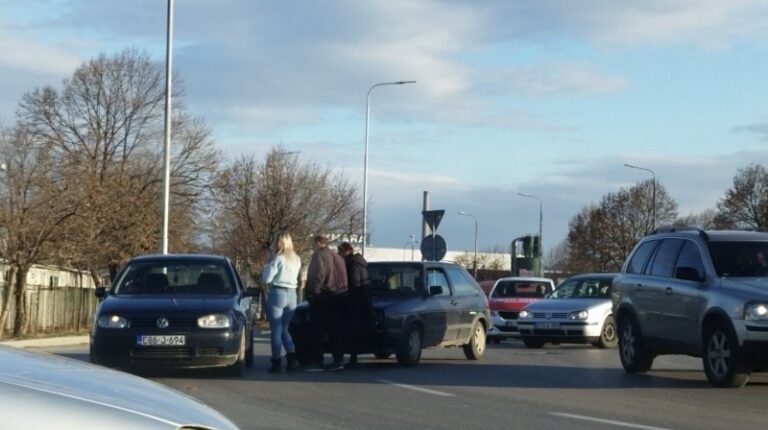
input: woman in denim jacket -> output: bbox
[261,232,302,373]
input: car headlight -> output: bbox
[569,310,589,320]
[745,303,768,320]
[97,315,129,329]
[197,314,231,328]
[519,310,531,319]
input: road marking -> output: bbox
[375,379,455,397]
[551,412,673,430]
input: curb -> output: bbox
[0,335,90,348]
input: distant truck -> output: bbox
[486,277,555,343]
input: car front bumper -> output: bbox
[91,329,241,369]
[517,320,602,343]
[488,314,521,338]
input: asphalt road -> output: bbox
[47,336,768,430]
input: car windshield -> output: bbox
[368,264,422,295]
[490,280,550,298]
[551,278,612,299]
[112,260,235,295]
[708,241,768,278]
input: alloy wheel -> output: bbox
[706,331,731,379]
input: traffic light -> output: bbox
[521,236,531,258]
[532,235,540,256]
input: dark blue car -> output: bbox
[90,254,257,375]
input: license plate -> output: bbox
[137,335,186,346]
[535,322,560,329]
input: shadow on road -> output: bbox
[57,346,768,389]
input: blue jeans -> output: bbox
[266,286,297,359]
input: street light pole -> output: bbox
[160,0,174,254]
[517,193,543,276]
[624,163,656,231]
[458,211,479,278]
[362,80,416,258]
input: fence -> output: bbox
[0,263,100,338]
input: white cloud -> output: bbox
[484,62,628,96]
[0,35,80,75]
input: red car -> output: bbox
[486,277,555,343]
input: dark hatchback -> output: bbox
[90,254,256,375]
[290,261,490,367]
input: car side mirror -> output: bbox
[675,266,704,282]
[429,285,444,296]
[244,287,260,298]
[94,287,106,298]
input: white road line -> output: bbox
[550,412,674,430]
[375,379,455,397]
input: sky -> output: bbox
[1,0,767,256]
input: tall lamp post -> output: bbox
[160,0,174,254]
[624,163,656,231]
[362,80,416,258]
[517,193,543,276]
[458,211,479,278]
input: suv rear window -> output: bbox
[707,241,768,278]
[626,240,657,274]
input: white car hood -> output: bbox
[523,298,610,313]
[0,346,239,430]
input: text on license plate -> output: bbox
[535,322,560,329]
[137,335,186,346]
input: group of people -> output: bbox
[260,232,372,373]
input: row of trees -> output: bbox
[0,49,360,337]
[553,164,768,274]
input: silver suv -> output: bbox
[612,228,768,387]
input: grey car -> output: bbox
[612,228,768,387]
[0,345,239,429]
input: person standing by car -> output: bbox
[337,242,373,369]
[261,232,302,373]
[305,235,349,371]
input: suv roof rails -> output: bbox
[648,226,709,241]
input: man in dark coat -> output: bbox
[306,235,349,371]
[337,242,373,369]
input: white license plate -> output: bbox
[535,322,560,329]
[137,335,186,346]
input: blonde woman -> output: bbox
[261,232,302,373]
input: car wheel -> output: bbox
[396,325,422,367]
[244,327,254,368]
[374,352,392,359]
[227,331,247,377]
[703,322,750,388]
[463,321,486,360]
[597,315,619,349]
[618,313,653,374]
[522,338,545,348]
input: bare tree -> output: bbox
[0,126,77,336]
[16,49,219,280]
[674,208,717,229]
[564,180,678,273]
[714,164,768,229]
[211,147,361,282]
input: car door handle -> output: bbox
[665,287,673,295]
[635,284,643,292]
[451,300,458,306]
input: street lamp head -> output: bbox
[396,80,417,85]
[457,210,466,215]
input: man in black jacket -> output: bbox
[338,242,373,369]
[306,235,349,371]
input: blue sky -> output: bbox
[1,0,767,256]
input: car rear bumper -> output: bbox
[91,329,241,369]
[489,315,521,338]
